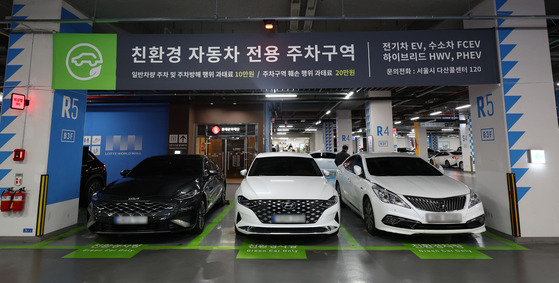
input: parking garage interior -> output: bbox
[1,0,559,282]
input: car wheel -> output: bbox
[86,178,103,201]
[363,198,380,236]
[335,182,345,207]
[191,200,206,234]
[459,161,464,170]
[217,186,226,207]
[445,160,451,168]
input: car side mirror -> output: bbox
[240,169,247,176]
[322,169,331,176]
[354,165,363,177]
[120,169,131,177]
[437,165,445,173]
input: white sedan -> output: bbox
[234,152,340,235]
[335,152,485,235]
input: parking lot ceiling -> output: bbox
[1,0,558,135]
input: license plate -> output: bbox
[426,213,462,223]
[272,214,306,224]
[114,216,148,225]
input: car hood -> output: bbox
[98,176,200,200]
[373,175,470,198]
[239,176,334,200]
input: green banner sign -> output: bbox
[53,33,117,90]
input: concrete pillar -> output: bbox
[0,1,91,236]
[335,110,353,153]
[365,91,394,152]
[467,0,559,237]
[459,113,475,172]
[414,123,428,160]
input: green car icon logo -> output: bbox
[66,43,104,81]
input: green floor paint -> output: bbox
[237,239,306,259]
[405,243,492,259]
[63,241,145,259]
[0,203,528,261]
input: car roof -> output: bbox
[256,152,313,159]
[355,152,422,159]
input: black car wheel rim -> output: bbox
[87,180,102,199]
[364,201,375,231]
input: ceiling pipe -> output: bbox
[4,14,559,24]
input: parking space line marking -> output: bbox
[339,223,363,249]
[186,201,235,248]
[478,232,528,251]
[32,226,87,248]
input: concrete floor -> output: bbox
[1,168,558,282]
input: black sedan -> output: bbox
[87,155,226,234]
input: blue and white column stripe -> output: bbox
[496,0,530,201]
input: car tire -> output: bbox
[335,182,345,207]
[86,178,104,201]
[191,200,206,234]
[459,161,464,170]
[217,186,227,207]
[445,160,451,168]
[363,197,380,236]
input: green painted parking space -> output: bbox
[0,202,527,259]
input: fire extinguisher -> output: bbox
[1,188,14,212]
[12,187,26,212]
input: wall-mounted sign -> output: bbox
[528,149,546,164]
[53,29,499,91]
[11,93,26,110]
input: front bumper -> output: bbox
[234,201,340,235]
[87,198,200,234]
[371,197,486,235]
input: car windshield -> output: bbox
[128,157,203,177]
[366,157,443,176]
[248,157,323,176]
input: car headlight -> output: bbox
[237,195,259,209]
[468,188,482,208]
[319,195,338,209]
[174,187,199,200]
[91,192,99,202]
[372,184,410,209]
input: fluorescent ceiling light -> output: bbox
[305,128,318,132]
[277,128,290,132]
[394,121,402,124]
[266,94,297,98]
[286,125,293,128]
[430,111,442,116]
[344,91,354,99]
[410,117,420,120]
[326,110,331,115]
[442,128,454,131]
[315,120,321,125]
[276,132,287,135]
[456,104,471,110]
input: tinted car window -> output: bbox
[128,157,203,177]
[248,157,323,176]
[366,157,443,176]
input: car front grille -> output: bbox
[244,199,332,224]
[94,201,176,217]
[404,195,466,212]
